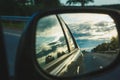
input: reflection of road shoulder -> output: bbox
[92,52,118,61]
[43,49,83,76]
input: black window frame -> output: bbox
[56,15,78,52]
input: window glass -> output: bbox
[35,15,68,68]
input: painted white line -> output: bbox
[4,32,21,37]
[77,66,80,74]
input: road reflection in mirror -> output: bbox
[35,13,119,77]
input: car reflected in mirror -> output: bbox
[35,13,119,77]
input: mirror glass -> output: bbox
[35,13,119,77]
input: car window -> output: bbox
[35,15,69,68]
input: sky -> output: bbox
[61,13,118,51]
[60,0,120,6]
[36,14,118,51]
[61,13,113,24]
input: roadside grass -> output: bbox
[1,21,27,31]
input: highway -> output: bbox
[54,51,118,76]
[79,53,118,75]
[3,29,21,78]
[3,29,120,80]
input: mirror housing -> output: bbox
[15,7,120,80]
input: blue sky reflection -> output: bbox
[61,13,117,51]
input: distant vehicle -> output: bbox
[45,55,55,64]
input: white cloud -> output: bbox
[61,13,113,24]
[69,21,117,41]
[36,15,64,42]
[64,15,117,51]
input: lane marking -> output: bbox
[99,66,103,69]
[4,32,21,37]
[77,66,80,74]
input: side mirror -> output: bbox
[15,7,120,80]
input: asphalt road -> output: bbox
[84,52,120,80]
[3,29,21,77]
[79,53,118,75]
[57,51,120,80]
[54,51,118,77]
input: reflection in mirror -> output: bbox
[35,13,119,77]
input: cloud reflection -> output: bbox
[61,13,117,51]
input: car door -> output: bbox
[55,15,83,76]
[35,15,70,72]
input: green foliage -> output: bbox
[92,36,119,52]
[16,0,27,5]
[14,5,43,16]
[82,50,88,53]
[66,0,94,6]
[0,0,61,16]
[0,0,120,16]
[109,37,119,50]
[35,0,61,8]
[1,21,25,30]
[0,0,18,15]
